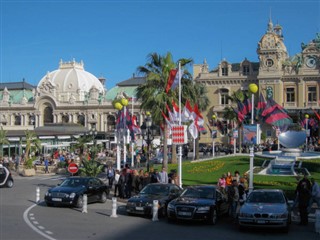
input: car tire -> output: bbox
[100,192,107,203]
[6,179,14,188]
[210,209,217,225]
[76,195,84,208]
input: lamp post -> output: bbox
[305,114,309,151]
[249,83,258,124]
[113,100,123,170]
[249,145,254,193]
[88,127,97,160]
[212,114,216,157]
[141,112,155,172]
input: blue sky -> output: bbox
[1,0,319,90]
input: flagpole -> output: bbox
[178,61,182,188]
[131,97,135,168]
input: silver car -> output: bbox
[238,189,291,232]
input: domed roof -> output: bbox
[37,59,104,94]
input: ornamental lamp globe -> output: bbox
[114,102,123,110]
[121,98,129,107]
[249,83,258,94]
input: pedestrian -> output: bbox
[158,167,168,184]
[150,168,159,183]
[106,165,115,188]
[124,168,132,198]
[136,153,141,168]
[296,174,311,225]
[113,170,120,197]
[228,179,239,220]
[118,169,126,199]
[217,173,226,190]
[308,178,320,212]
[44,156,49,173]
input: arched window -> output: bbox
[220,89,229,105]
[62,115,69,123]
[107,115,116,131]
[14,115,21,126]
[44,106,53,125]
[77,115,85,126]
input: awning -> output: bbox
[39,136,55,139]
[57,136,71,140]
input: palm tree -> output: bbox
[136,52,192,169]
[23,130,42,163]
[0,127,9,158]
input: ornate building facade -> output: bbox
[0,59,145,147]
[193,19,320,143]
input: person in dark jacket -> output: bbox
[296,174,312,225]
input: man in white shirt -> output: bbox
[158,167,168,184]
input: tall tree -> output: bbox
[136,52,192,169]
[0,127,9,158]
[23,130,42,162]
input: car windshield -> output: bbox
[60,178,89,187]
[247,192,285,204]
[181,187,215,199]
[140,185,170,196]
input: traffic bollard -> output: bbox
[152,200,159,222]
[36,187,40,204]
[82,194,88,213]
[110,197,118,218]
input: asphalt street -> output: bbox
[0,174,319,240]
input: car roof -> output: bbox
[252,189,283,193]
[186,185,216,189]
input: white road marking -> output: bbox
[23,204,56,240]
[38,226,45,230]
[33,221,39,224]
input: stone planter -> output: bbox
[22,168,36,177]
[56,168,67,174]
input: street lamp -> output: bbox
[211,114,217,157]
[141,112,156,172]
[89,127,97,160]
[305,114,309,151]
[249,145,254,193]
[249,83,258,124]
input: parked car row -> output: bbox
[126,184,292,232]
[42,175,292,233]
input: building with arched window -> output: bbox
[193,19,320,144]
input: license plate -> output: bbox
[135,207,144,211]
[178,211,192,216]
[52,198,62,202]
[257,220,265,224]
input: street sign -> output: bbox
[68,163,79,174]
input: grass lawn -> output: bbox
[163,155,320,199]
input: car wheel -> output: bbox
[210,209,217,225]
[100,192,107,203]
[6,179,14,188]
[76,195,84,208]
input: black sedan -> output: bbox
[0,164,14,188]
[126,183,183,217]
[167,185,229,225]
[44,177,109,208]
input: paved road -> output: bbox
[0,175,319,240]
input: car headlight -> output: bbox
[196,206,210,212]
[145,202,154,207]
[69,193,76,199]
[272,213,288,219]
[167,203,175,210]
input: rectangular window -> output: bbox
[222,67,228,76]
[308,86,317,102]
[286,87,295,102]
[243,66,249,76]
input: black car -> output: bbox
[44,177,109,208]
[0,164,14,188]
[126,183,183,217]
[167,185,229,225]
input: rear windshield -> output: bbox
[247,192,285,204]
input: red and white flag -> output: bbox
[188,121,198,139]
[182,100,193,121]
[193,104,204,126]
[172,100,180,122]
[165,68,183,93]
[166,104,176,124]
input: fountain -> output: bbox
[257,130,319,176]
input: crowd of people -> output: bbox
[105,164,180,199]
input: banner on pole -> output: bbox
[212,130,217,139]
[172,125,188,145]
